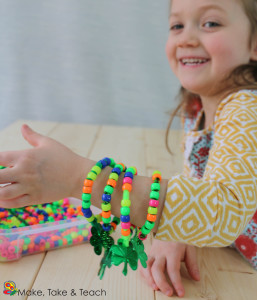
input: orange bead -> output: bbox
[102,210,111,219]
[83,186,92,194]
[84,179,94,187]
[122,183,132,192]
[111,222,117,230]
[147,213,157,222]
[67,207,75,215]
[62,238,68,246]
[77,235,84,242]
[118,163,126,172]
[107,178,117,187]
[121,228,131,236]
[152,173,162,181]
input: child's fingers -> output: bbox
[0,192,30,209]
[0,151,17,168]
[21,124,45,147]
[151,257,173,297]
[185,246,200,281]
[0,183,26,202]
[139,257,158,290]
[0,166,19,184]
[166,261,185,297]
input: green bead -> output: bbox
[148,207,158,215]
[104,185,114,194]
[101,202,111,211]
[24,237,31,245]
[151,183,160,191]
[102,216,111,224]
[110,158,116,167]
[82,193,91,201]
[126,167,137,175]
[82,201,91,209]
[57,239,63,247]
[71,232,78,239]
[144,220,155,230]
[123,190,130,200]
[153,170,161,175]
[96,161,103,168]
[121,235,130,247]
[109,172,119,181]
[120,207,130,215]
[141,226,151,235]
[150,191,159,200]
[115,164,124,172]
[92,165,102,175]
[86,215,95,223]
[87,171,97,180]
[121,199,131,207]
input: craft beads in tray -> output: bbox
[0,198,91,262]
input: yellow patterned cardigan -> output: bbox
[155,90,257,247]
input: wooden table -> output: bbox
[0,120,256,300]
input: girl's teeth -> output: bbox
[182,58,208,65]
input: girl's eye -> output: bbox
[203,21,220,28]
[170,24,184,31]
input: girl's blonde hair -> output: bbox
[166,0,257,154]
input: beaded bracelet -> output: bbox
[81,157,115,227]
[101,163,126,233]
[81,158,121,257]
[138,170,162,241]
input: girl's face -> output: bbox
[166,0,257,98]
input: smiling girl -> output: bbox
[0,0,257,298]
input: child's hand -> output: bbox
[139,239,200,297]
[0,124,86,208]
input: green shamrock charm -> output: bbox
[110,241,138,276]
[131,235,148,268]
[90,226,114,255]
[98,249,113,280]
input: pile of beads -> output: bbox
[0,218,91,261]
[0,199,84,230]
[0,198,91,261]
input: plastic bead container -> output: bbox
[0,198,93,262]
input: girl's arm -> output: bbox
[155,91,257,247]
[0,124,167,232]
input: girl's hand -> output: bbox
[139,239,200,297]
[0,124,86,208]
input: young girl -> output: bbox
[0,0,257,297]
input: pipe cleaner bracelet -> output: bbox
[138,170,162,241]
[105,167,138,276]
[81,158,120,257]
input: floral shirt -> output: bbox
[156,90,257,269]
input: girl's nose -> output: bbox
[177,28,199,48]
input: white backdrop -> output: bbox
[0,0,180,130]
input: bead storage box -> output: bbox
[0,198,92,262]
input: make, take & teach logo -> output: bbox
[3,281,18,296]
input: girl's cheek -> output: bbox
[165,39,175,64]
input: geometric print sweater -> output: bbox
[155,90,257,266]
